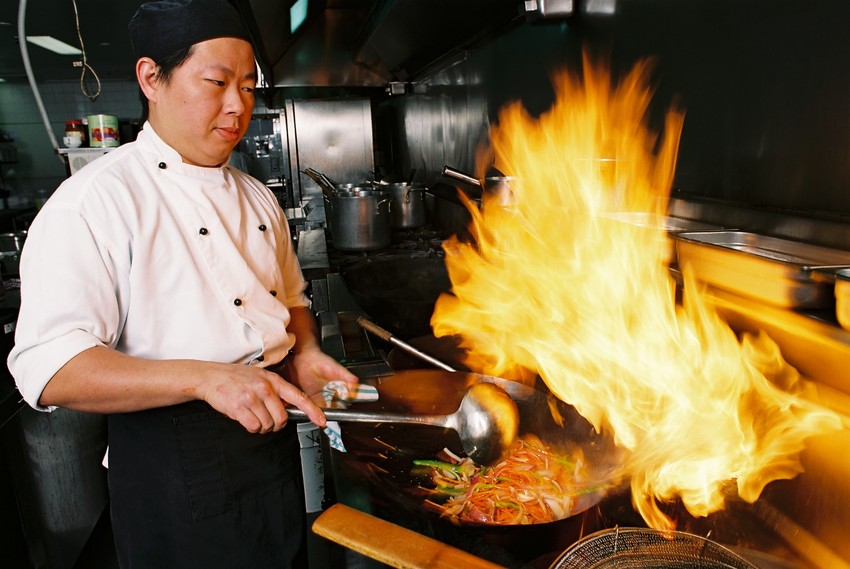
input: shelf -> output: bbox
[56,147,116,155]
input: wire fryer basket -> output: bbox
[550,527,760,569]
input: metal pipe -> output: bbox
[356,316,456,372]
[442,165,482,187]
[18,0,64,165]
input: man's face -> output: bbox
[149,37,256,167]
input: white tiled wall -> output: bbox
[0,79,141,202]
[0,78,275,206]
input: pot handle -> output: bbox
[377,197,392,214]
[442,165,482,187]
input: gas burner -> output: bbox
[392,226,447,244]
[327,224,449,272]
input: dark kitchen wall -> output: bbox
[0,80,141,203]
[372,20,580,185]
[374,0,850,224]
[0,80,277,206]
[580,0,850,221]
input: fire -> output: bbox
[431,53,843,529]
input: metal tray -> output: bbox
[602,212,728,234]
[603,213,732,265]
[835,268,850,331]
[674,231,850,308]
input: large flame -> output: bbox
[432,53,843,529]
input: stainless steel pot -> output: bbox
[425,184,475,241]
[0,231,26,278]
[328,187,392,251]
[383,182,426,229]
[0,231,26,253]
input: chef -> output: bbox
[7,0,358,567]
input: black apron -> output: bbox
[107,401,304,569]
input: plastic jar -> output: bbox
[64,120,86,148]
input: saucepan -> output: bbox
[442,164,516,206]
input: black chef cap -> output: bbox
[128,0,252,62]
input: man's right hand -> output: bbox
[41,347,327,433]
[198,362,327,433]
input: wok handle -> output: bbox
[312,503,506,569]
[356,316,456,372]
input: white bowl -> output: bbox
[63,135,83,148]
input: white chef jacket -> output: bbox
[9,123,309,410]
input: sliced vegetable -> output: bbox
[413,434,592,525]
[413,459,463,471]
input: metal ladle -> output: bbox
[287,381,519,465]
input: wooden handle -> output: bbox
[312,503,506,569]
[356,315,393,341]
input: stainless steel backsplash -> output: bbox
[371,0,850,225]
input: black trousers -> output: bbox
[107,401,304,569]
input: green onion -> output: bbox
[413,459,463,472]
[435,485,467,495]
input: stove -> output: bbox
[303,220,453,370]
[327,225,449,273]
[296,219,822,569]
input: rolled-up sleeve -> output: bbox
[8,207,125,410]
[278,225,310,311]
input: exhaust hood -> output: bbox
[235,0,525,89]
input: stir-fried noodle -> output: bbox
[413,434,596,525]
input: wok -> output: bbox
[333,369,623,565]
